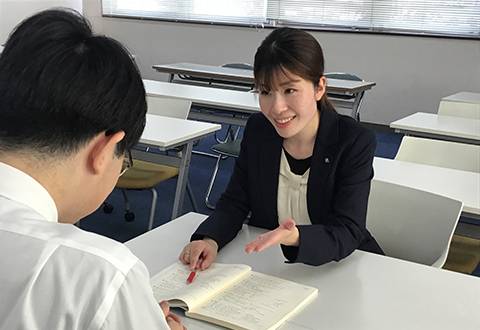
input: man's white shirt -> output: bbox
[0,162,169,329]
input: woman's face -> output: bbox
[258,69,325,141]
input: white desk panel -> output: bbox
[127,212,480,330]
[390,112,480,144]
[152,63,377,94]
[141,114,221,149]
[374,157,480,218]
[442,92,480,104]
[143,79,260,113]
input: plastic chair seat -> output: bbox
[211,140,241,157]
[367,180,463,267]
[117,160,179,189]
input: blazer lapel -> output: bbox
[307,109,339,223]
[259,130,283,229]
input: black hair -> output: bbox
[254,27,335,112]
[0,8,146,156]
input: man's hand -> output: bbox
[159,301,186,330]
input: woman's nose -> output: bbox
[271,94,287,114]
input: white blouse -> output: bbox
[277,149,313,226]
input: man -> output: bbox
[0,8,184,330]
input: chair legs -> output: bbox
[105,180,197,231]
[147,188,158,231]
[205,154,222,210]
[121,189,135,222]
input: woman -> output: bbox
[180,27,383,269]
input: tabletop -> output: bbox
[373,157,480,217]
[390,112,480,142]
[442,92,480,104]
[152,62,376,94]
[144,79,260,113]
[141,114,221,149]
[126,212,480,330]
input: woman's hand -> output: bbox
[179,238,218,271]
[159,301,186,330]
[245,218,299,254]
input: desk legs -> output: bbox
[172,141,194,219]
[351,94,362,121]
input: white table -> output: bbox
[126,212,480,330]
[137,114,220,219]
[373,157,480,219]
[144,79,259,127]
[442,92,480,104]
[152,63,376,120]
[390,112,480,145]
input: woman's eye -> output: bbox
[285,88,295,94]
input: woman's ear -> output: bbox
[89,131,125,175]
[315,76,327,101]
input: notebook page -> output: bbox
[151,261,251,310]
[189,271,318,330]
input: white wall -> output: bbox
[0,0,82,44]
[84,0,480,125]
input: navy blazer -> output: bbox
[193,109,383,266]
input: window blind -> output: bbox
[101,0,480,38]
[269,0,373,29]
[371,1,480,36]
[102,0,268,26]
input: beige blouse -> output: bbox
[277,149,313,226]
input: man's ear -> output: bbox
[88,131,126,175]
[315,76,327,101]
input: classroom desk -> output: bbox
[390,112,480,145]
[126,212,480,330]
[144,79,259,127]
[442,92,480,104]
[373,157,480,219]
[152,62,376,119]
[137,114,220,219]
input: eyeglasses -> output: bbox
[120,150,133,176]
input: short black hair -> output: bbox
[0,8,146,156]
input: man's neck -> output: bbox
[0,152,78,224]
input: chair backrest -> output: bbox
[366,180,463,267]
[395,136,480,173]
[146,96,192,119]
[438,100,480,119]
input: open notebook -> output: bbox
[151,261,318,330]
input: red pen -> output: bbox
[186,271,196,284]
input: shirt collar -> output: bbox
[0,162,58,222]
